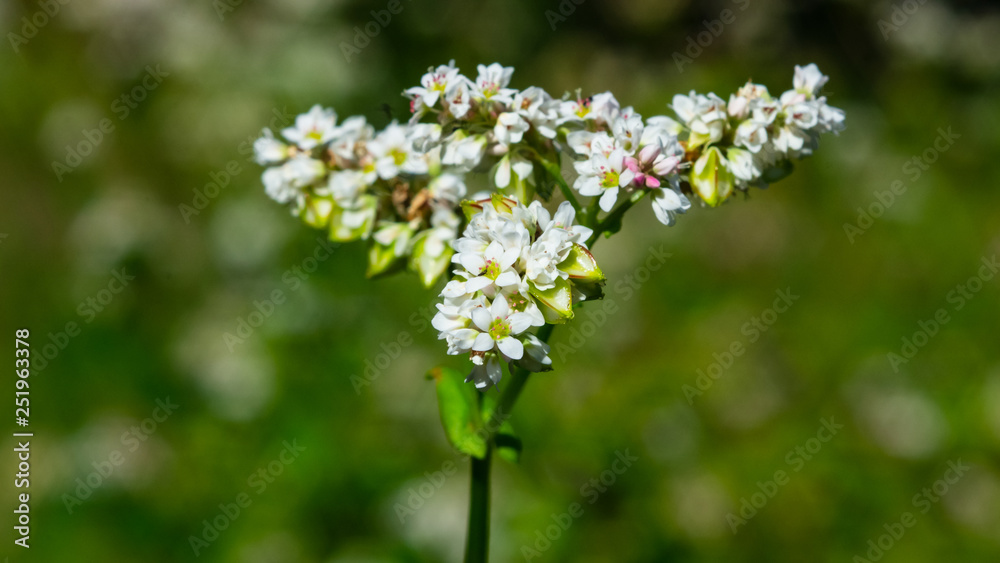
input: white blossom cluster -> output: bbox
[431,196,603,389]
[666,63,846,205]
[254,61,843,387]
[253,105,465,287]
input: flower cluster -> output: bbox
[254,61,843,387]
[667,63,846,206]
[431,196,603,389]
[253,105,464,288]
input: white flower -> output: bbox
[793,63,828,98]
[368,122,429,178]
[458,240,522,294]
[589,92,621,125]
[328,116,372,162]
[444,78,473,119]
[262,155,325,205]
[472,63,516,105]
[650,187,691,226]
[253,129,289,165]
[727,147,763,183]
[494,112,530,146]
[428,173,467,205]
[734,119,768,153]
[469,294,533,360]
[612,108,644,154]
[511,87,558,138]
[327,169,369,205]
[574,143,635,212]
[442,133,487,171]
[282,105,338,150]
[672,91,727,146]
[405,61,463,114]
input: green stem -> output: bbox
[464,441,491,563]
[464,324,556,563]
[534,153,582,215]
[585,191,648,248]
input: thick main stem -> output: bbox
[464,323,556,563]
[464,444,491,563]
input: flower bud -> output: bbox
[690,146,734,207]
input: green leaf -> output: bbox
[427,366,488,459]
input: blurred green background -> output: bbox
[2,0,1000,561]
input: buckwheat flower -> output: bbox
[472,63,516,106]
[409,123,443,153]
[574,144,635,212]
[282,105,338,150]
[816,100,846,134]
[558,95,593,124]
[459,240,522,293]
[405,61,462,115]
[470,294,533,360]
[641,116,684,145]
[511,87,558,138]
[589,92,621,126]
[263,155,326,205]
[328,115,373,162]
[734,119,769,153]
[443,78,473,120]
[793,63,829,98]
[328,169,369,205]
[532,201,592,247]
[253,129,289,165]
[494,112,530,146]
[612,109,644,154]
[442,132,487,171]
[672,92,727,147]
[428,173,467,206]
[650,187,691,226]
[772,102,819,154]
[516,334,553,372]
[726,147,763,184]
[368,122,429,179]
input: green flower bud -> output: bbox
[557,244,605,283]
[329,195,377,242]
[528,277,574,324]
[691,146,735,207]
